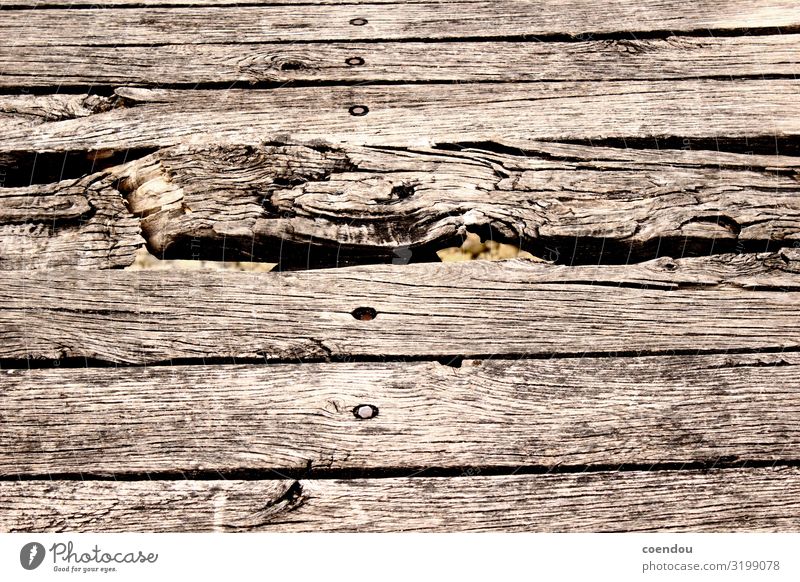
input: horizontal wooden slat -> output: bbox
[3,1,798,47]
[2,0,432,5]
[2,353,799,476]
[0,173,142,269]
[109,140,800,262]
[3,468,799,532]
[5,140,798,267]
[2,36,798,86]
[1,81,797,153]
[1,252,799,363]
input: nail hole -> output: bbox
[349,105,369,116]
[663,261,678,272]
[391,182,416,200]
[349,18,368,26]
[279,60,306,71]
[352,306,377,321]
[353,404,379,420]
[346,56,365,66]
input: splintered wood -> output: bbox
[1,0,799,533]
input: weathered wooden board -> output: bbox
[3,1,798,47]
[111,141,800,262]
[3,136,799,267]
[2,353,799,476]
[0,173,141,269]
[1,252,799,363]
[2,36,798,86]
[1,81,797,153]
[3,468,799,532]
[3,0,436,4]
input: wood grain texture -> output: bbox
[2,353,800,476]
[3,0,433,4]
[1,251,799,363]
[3,1,799,47]
[0,173,142,269]
[3,468,800,532]
[2,36,798,86]
[110,140,800,262]
[1,81,797,153]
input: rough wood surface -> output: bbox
[2,353,799,476]
[1,81,796,153]
[2,36,798,86]
[3,1,799,47]
[3,468,800,532]
[1,251,799,363]
[0,173,141,269]
[111,141,800,262]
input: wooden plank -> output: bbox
[2,2,798,47]
[2,353,800,476]
[1,252,799,363]
[109,141,800,261]
[1,81,797,153]
[2,36,798,87]
[3,0,431,5]
[3,468,799,532]
[0,173,142,269]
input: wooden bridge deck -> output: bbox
[1,0,800,532]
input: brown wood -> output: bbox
[2,353,799,476]
[111,141,800,261]
[1,81,796,153]
[3,1,798,47]
[1,252,799,363]
[2,36,798,87]
[0,173,141,269]
[3,468,799,532]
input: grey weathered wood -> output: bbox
[2,353,799,476]
[1,252,799,363]
[3,468,800,532]
[1,81,797,153]
[0,173,142,269]
[110,141,800,260]
[3,0,431,4]
[2,36,798,86]
[3,1,798,46]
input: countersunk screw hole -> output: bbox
[349,105,369,116]
[354,404,379,420]
[346,57,365,66]
[352,307,377,321]
[349,18,368,26]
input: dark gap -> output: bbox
[0,85,118,96]
[437,356,463,368]
[1,27,797,42]
[556,136,800,157]
[2,72,798,95]
[0,148,157,187]
[0,0,488,9]
[1,346,799,370]
[4,458,800,482]
[437,137,800,158]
